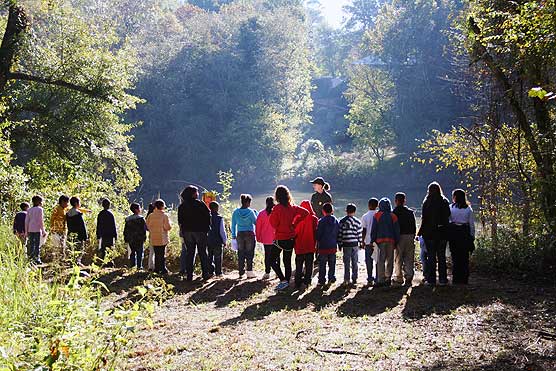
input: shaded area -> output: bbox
[219,284,351,327]
[336,285,410,317]
[418,344,556,371]
[188,278,269,308]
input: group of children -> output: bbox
[14,195,91,265]
[223,178,417,291]
[13,178,475,289]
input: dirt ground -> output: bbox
[99,262,556,371]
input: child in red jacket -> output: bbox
[293,200,318,289]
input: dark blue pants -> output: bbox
[27,232,41,263]
[318,253,336,284]
[129,243,144,269]
[208,244,223,275]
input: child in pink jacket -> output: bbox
[256,197,276,280]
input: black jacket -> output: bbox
[393,205,417,235]
[96,209,118,245]
[311,191,332,219]
[418,196,451,240]
[178,199,211,233]
[124,214,147,246]
[67,209,88,242]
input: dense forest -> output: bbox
[3,0,554,247]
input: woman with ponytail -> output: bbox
[256,197,276,280]
[310,177,333,219]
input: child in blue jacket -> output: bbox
[316,203,339,286]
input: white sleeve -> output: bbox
[468,208,476,237]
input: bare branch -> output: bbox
[7,72,113,102]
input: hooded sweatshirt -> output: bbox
[316,214,339,254]
[270,203,309,241]
[371,198,400,245]
[124,214,147,246]
[231,207,258,239]
[294,201,318,255]
[256,209,275,245]
[66,207,88,242]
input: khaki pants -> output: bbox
[376,242,394,283]
[393,234,415,284]
[51,232,67,261]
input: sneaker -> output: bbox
[246,271,256,279]
[276,281,289,291]
[329,278,336,284]
[316,282,325,287]
[343,280,350,286]
[262,273,270,280]
[238,273,244,279]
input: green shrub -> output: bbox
[473,228,556,276]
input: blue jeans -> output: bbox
[182,231,210,280]
[318,253,336,284]
[129,242,144,269]
[419,238,427,275]
[342,246,358,282]
[365,245,374,283]
[27,232,41,262]
[208,244,223,275]
[237,231,255,275]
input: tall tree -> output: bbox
[466,0,556,232]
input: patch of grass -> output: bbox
[0,225,153,370]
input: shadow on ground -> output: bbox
[336,284,410,317]
[418,344,556,371]
[218,284,352,327]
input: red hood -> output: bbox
[300,200,315,216]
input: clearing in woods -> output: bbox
[100,263,556,371]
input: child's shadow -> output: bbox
[336,285,410,317]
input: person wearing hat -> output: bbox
[310,177,333,219]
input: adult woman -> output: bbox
[269,185,309,290]
[417,182,451,286]
[178,185,211,281]
[448,189,475,285]
[310,177,333,219]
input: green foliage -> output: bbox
[0,0,143,211]
[131,0,313,194]
[345,66,395,163]
[0,225,153,370]
[474,228,556,275]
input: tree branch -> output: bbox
[7,71,113,103]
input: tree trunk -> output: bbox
[0,5,28,93]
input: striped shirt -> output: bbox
[338,215,363,247]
